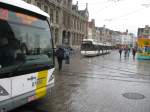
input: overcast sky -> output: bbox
[73,0,150,35]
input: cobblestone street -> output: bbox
[11,50,150,112]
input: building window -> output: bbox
[74,19,76,29]
[145,30,149,34]
[55,29,59,44]
[56,10,59,24]
[63,12,66,26]
[57,0,62,2]
[68,0,71,8]
[50,9,54,23]
[63,0,67,5]
[77,21,79,30]
[68,16,70,28]
[37,2,41,9]
[71,18,73,29]
[72,34,75,45]
[44,6,48,13]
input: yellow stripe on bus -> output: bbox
[35,70,48,99]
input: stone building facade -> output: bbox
[95,26,112,44]
[138,25,150,38]
[111,31,122,47]
[88,19,96,40]
[23,0,89,48]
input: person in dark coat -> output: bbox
[132,48,137,59]
[124,47,128,58]
[55,47,64,71]
[119,48,123,58]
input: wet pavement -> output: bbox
[11,50,150,112]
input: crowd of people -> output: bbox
[119,47,137,59]
[55,45,137,71]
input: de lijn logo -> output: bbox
[0,85,9,96]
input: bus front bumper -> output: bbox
[0,82,54,112]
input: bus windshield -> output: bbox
[81,43,94,51]
[0,8,54,75]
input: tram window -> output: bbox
[0,7,53,75]
[81,43,92,50]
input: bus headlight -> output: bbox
[0,85,9,96]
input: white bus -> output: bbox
[0,0,55,111]
[80,39,111,56]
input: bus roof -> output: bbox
[82,39,104,45]
[83,39,94,42]
[0,0,49,18]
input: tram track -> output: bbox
[62,70,149,79]
[81,58,150,76]
[81,51,150,69]
[60,70,150,84]
[82,56,146,71]
[96,58,149,71]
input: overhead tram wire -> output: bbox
[94,0,125,16]
[104,6,149,29]
[105,3,150,22]
[76,0,123,15]
[108,8,145,22]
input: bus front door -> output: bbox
[0,78,12,112]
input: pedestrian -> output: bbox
[64,47,70,64]
[132,48,137,59]
[124,48,128,58]
[119,47,122,58]
[55,46,65,71]
[127,47,130,58]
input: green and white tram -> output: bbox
[0,0,55,111]
[80,39,111,57]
